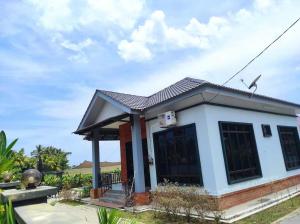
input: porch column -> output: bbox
[131,114,146,193]
[92,139,101,190]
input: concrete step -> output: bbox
[103,192,125,200]
[99,190,126,206]
[105,190,125,195]
[99,197,125,205]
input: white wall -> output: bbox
[145,104,300,196]
[205,104,300,195]
[95,101,124,123]
[146,105,219,194]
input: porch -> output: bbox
[74,113,151,206]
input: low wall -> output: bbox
[216,174,300,210]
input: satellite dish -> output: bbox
[249,74,262,89]
[240,74,262,98]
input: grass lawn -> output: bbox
[65,165,121,174]
[116,196,300,224]
[235,195,300,224]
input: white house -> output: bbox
[75,77,300,208]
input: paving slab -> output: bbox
[15,203,99,224]
[273,208,300,224]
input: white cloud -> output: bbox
[59,38,95,63]
[118,0,300,100]
[25,0,145,32]
[254,0,275,11]
[60,38,94,52]
[25,0,75,32]
[79,0,145,30]
[118,10,229,61]
[118,40,152,61]
[24,0,145,63]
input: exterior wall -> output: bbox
[204,104,300,196]
[145,104,300,199]
[119,118,147,183]
[95,101,124,123]
[146,105,218,193]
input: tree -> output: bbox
[12,148,35,172]
[31,146,71,172]
[0,131,17,175]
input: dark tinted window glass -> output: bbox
[262,125,272,137]
[153,124,203,185]
[278,126,300,170]
[219,122,262,184]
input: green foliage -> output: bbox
[81,186,92,198]
[97,208,136,224]
[62,174,92,189]
[31,145,71,172]
[0,131,18,175]
[43,173,92,189]
[11,149,35,180]
[0,200,16,224]
[98,208,120,224]
[43,174,62,187]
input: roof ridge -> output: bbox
[146,77,193,98]
[185,77,208,84]
[97,89,147,98]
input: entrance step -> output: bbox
[99,190,126,206]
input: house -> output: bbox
[74,77,300,209]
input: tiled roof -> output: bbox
[146,78,206,108]
[97,90,148,110]
[97,77,300,112]
[97,77,207,111]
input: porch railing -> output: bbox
[99,172,122,195]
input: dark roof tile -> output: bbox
[96,77,300,111]
[97,77,206,110]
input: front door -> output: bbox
[125,139,151,188]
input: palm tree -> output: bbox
[34,145,44,171]
[31,145,71,172]
[0,131,18,175]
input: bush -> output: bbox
[152,181,182,220]
[43,173,92,189]
[61,174,92,189]
[43,175,62,188]
[152,180,221,223]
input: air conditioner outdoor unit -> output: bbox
[158,111,177,128]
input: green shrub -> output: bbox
[61,174,92,189]
[43,173,92,189]
[0,200,16,224]
[43,174,62,187]
[82,186,92,198]
[81,174,92,187]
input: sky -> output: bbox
[0,0,299,165]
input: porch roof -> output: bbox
[74,113,130,140]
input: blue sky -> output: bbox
[0,0,299,165]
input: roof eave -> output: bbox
[143,83,300,113]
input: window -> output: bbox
[219,122,262,184]
[262,124,272,137]
[277,126,300,170]
[153,124,203,185]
